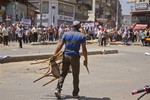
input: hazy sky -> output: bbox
[119,0,134,15]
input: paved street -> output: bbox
[0,45,150,100]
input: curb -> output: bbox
[30,42,58,45]
[0,50,118,63]
[110,42,142,46]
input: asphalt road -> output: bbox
[0,45,150,100]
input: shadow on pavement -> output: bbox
[41,94,111,100]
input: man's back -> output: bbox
[62,29,86,55]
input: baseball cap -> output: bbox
[73,21,80,26]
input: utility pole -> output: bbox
[116,0,119,30]
[93,0,95,21]
[40,0,42,27]
[13,0,16,22]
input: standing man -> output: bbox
[54,21,88,98]
[16,25,23,48]
[0,24,2,43]
[58,24,65,41]
[2,24,9,46]
[101,27,107,46]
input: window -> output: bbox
[106,0,110,4]
[30,2,40,9]
[140,0,145,2]
[42,1,49,14]
[58,3,74,17]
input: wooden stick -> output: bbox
[39,67,49,70]
[43,77,57,87]
[31,51,63,65]
[33,74,49,83]
[30,59,49,65]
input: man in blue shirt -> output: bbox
[54,21,88,98]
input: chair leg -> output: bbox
[43,77,57,87]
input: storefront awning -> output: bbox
[133,24,148,30]
[130,23,136,29]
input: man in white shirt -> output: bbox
[16,25,23,48]
[58,25,65,40]
[2,25,9,46]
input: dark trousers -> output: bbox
[56,54,80,95]
[0,33,2,43]
[34,32,38,42]
[18,37,22,48]
[3,36,8,45]
[101,37,106,46]
[141,39,145,46]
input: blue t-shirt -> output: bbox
[62,29,86,55]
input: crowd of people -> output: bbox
[118,27,150,46]
[0,23,150,48]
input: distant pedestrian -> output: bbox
[31,26,38,42]
[101,27,107,46]
[48,25,54,42]
[2,25,9,46]
[58,25,65,40]
[97,28,102,46]
[16,25,23,48]
[0,24,2,43]
[139,30,146,46]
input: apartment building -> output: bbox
[0,0,39,26]
[0,0,10,23]
[29,0,75,26]
[131,0,150,26]
[75,0,92,22]
[29,0,92,26]
[89,0,122,28]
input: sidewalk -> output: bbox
[0,41,119,63]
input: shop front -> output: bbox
[132,12,150,25]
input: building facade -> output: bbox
[122,15,132,28]
[29,0,92,26]
[29,0,76,26]
[0,0,38,26]
[131,0,150,25]
[75,0,92,22]
[0,0,10,23]
[88,0,122,28]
